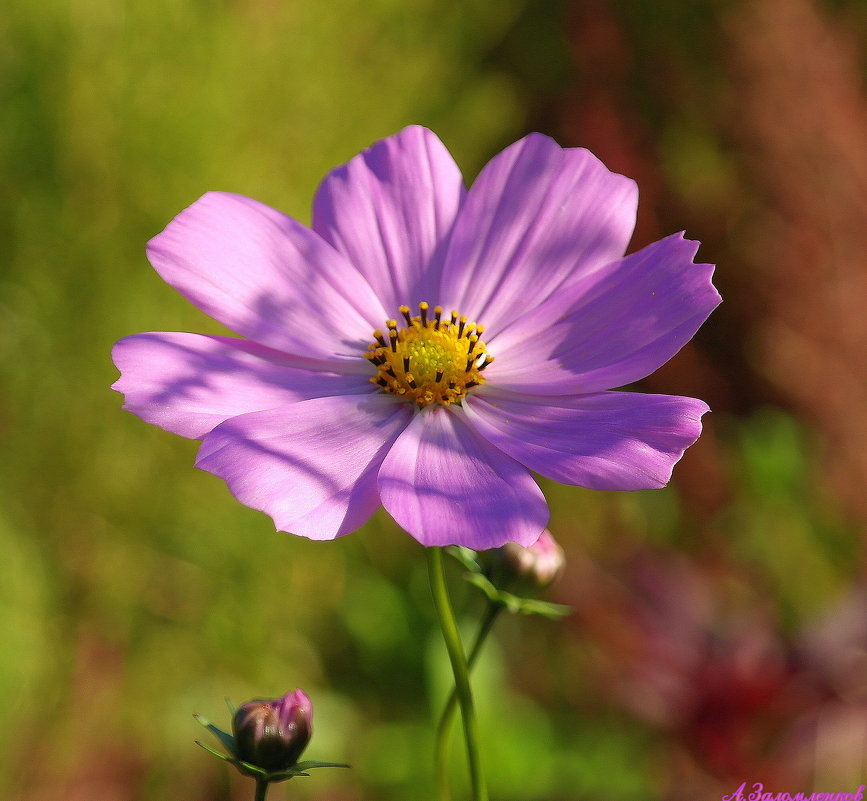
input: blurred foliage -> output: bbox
[2,0,866,799]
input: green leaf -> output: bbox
[234,759,349,783]
[235,759,271,779]
[463,574,571,619]
[512,598,571,619]
[193,713,236,756]
[257,760,350,782]
[446,545,481,573]
[195,740,233,763]
[464,573,500,601]
[265,767,310,781]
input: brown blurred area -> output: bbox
[550,0,867,531]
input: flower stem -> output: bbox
[434,601,502,801]
[254,778,269,801]
[426,547,488,801]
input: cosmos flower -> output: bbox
[112,126,720,549]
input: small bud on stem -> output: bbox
[232,689,313,772]
[488,529,565,593]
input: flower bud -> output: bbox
[232,689,313,772]
[488,529,565,593]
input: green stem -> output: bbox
[434,602,503,801]
[253,778,269,801]
[426,547,488,801]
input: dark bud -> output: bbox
[232,689,313,772]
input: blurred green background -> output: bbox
[3,0,867,798]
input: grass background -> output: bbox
[3,0,867,798]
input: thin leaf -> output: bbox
[193,713,236,755]
[446,545,481,573]
[514,598,571,619]
[196,740,233,763]
[271,767,310,779]
[463,575,571,619]
[236,759,269,778]
[465,573,500,603]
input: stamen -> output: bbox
[478,355,494,371]
[366,304,493,407]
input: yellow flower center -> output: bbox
[366,302,494,407]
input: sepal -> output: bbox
[193,713,237,755]
[463,571,571,619]
[448,542,571,619]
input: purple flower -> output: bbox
[112,126,720,549]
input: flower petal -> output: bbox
[487,233,721,394]
[196,394,413,540]
[312,126,466,316]
[378,406,548,549]
[147,192,387,363]
[464,388,709,490]
[112,332,372,439]
[439,134,637,335]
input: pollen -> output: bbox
[366,302,494,407]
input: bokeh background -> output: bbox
[3,0,867,798]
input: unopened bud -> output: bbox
[232,689,313,771]
[489,529,565,592]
